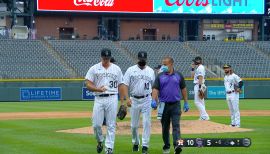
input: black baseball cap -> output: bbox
[192,56,202,62]
[138,51,147,60]
[101,48,111,58]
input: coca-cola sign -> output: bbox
[37,0,153,13]
[73,0,114,7]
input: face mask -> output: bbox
[161,65,169,73]
[138,60,146,67]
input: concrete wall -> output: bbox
[35,16,98,39]
[120,20,179,40]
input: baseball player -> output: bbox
[223,64,243,127]
[103,57,116,126]
[85,49,123,154]
[122,51,155,154]
[191,56,210,120]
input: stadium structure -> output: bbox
[0,0,269,101]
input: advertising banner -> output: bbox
[154,0,264,14]
[20,87,62,101]
[207,86,244,99]
[82,87,95,100]
[37,0,264,14]
[37,0,153,13]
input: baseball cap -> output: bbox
[138,51,147,60]
[192,56,202,62]
[223,64,231,69]
[101,48,111,58]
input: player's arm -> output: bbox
[235,75,243,92]
[122,69,132,107]
[85,67,105,92]
[85,80,105,92]
[152,74,160,102]
[120,84,131,106]
[198,76,203,88]
[118,84,126,105]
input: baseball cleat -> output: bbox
[230,124,236,127]
[163,148,170,154]
[96,142,103,153]
[174,146,182,154]
[142,146,148,154]
[105,148,113,154]
[199,117,210,121]
[133,144,139,152]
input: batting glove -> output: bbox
[151,100,157,109]
[183,102,189,112]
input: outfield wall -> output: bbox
[0,79,269,102]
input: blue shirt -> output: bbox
[152,71,186,103]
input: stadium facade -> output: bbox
[0,0,270,41]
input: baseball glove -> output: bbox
[117,105,127,120]
[198,90,205,99]
[234,84,242,94]
[198,84,207,99]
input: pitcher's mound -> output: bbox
[57,120,252,135]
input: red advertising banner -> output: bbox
[37,0,153,13]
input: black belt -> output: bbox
[96,94,116,97]
[131,94,149,99]
[165,101,179,105]
[226,90,235,94]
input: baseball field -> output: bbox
[0,99,269,154]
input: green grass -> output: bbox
[0,117,269,154]
[0,100,269,154]
[0,99,269,112]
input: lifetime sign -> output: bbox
[20,87,62,101]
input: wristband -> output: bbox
[191,68,195,71]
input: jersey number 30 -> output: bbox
[109,81,118,88]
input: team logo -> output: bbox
[74,0,114,7]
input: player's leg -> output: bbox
[92,98,105,143]
[104,95,118,151]
[130,97,141,149]
[141,97,151,149]
[92,98,105,153]
[232,94,240,127]
[199,98,210,120]
[194,85,209,120]
[226,95,235,126]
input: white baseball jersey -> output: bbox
[193,65,206,84]
[224,73,242,127]
[123,65,155,96]
[85,62,123,151]
[193,64,209,120]
[123,65,155,148]
[224,73,242,92]
[85,62,123,95]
